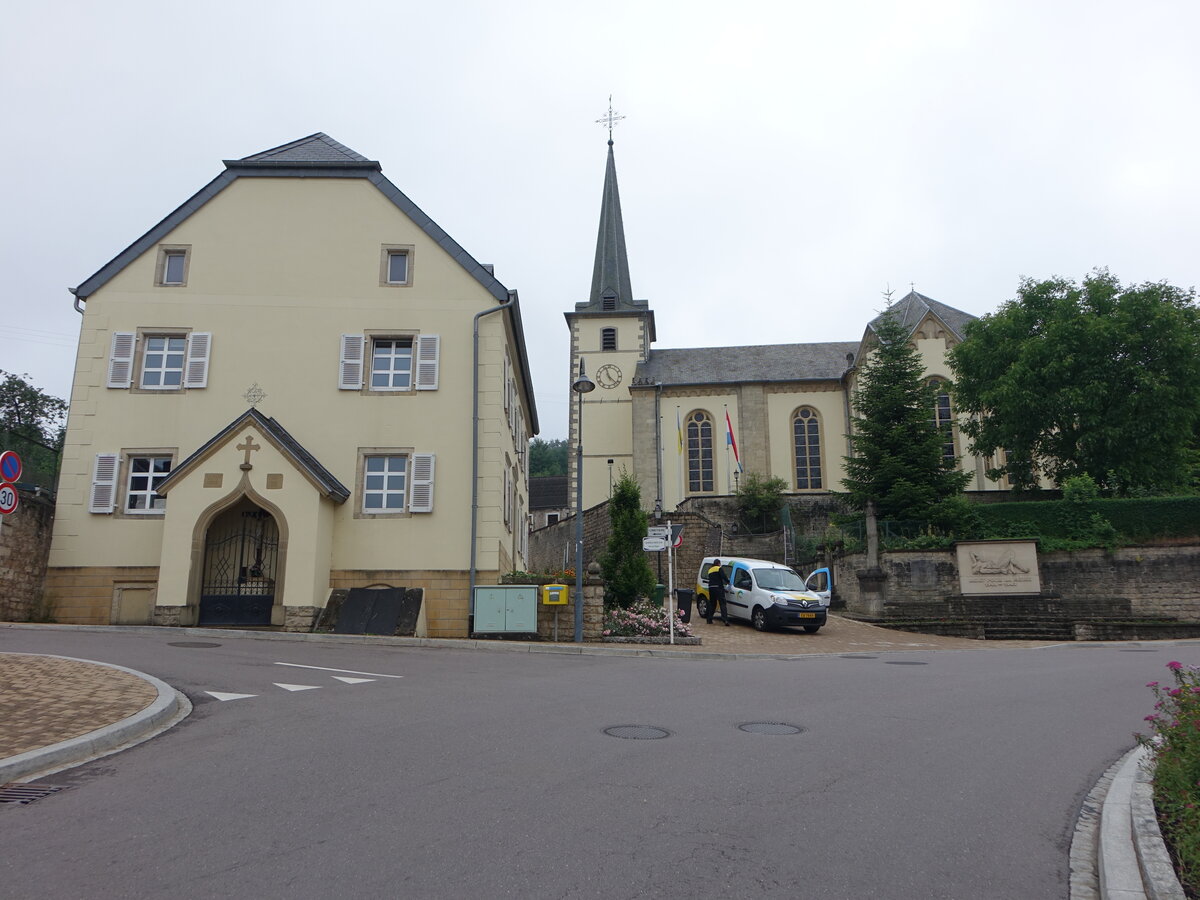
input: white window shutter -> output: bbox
[503,356,510,411]
[415,334,440,390]
[89,453,120,513]
[409,453,435,512]
[184,332,212,388]
[339,334,365,390]
[107,332,136,388]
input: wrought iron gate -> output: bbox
[198,508,279,626]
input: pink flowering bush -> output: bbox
[1137,661,1200,894]
[602,600,693,639]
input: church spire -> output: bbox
[588,101,633,310]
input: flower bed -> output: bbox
[1137,660,1200,895]
[602,600,694,640]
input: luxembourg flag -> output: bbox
[725,409,743,473]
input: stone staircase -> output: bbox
[847,594,1200,641]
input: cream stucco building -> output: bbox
[568,139,1008,516]
[46,133,536,637]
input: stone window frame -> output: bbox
[155,244,191,287]
[115,447,177,518]
[792,406,824,491]
[928,377,958,467]
[379,244,415,287]
[354,446,414,519]
[685,409,715,495]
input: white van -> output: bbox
[695,557,829,632]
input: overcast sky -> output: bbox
[3,0,1197,440]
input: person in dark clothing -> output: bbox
[706,559,729,625]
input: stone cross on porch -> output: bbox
[237,435,261,471]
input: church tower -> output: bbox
[565,134,655,513]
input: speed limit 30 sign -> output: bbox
[0,482,17,516]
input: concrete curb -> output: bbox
[1089,745,1186,900]
[0,653,191,785]
[0,622,865,661]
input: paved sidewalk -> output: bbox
[0,652,188,785]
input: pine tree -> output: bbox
[598,471,657,608]
[842,312,970,521]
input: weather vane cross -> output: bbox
[595,95,625,144]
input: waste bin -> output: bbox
[651,584,666,607]
[675,589,694,624]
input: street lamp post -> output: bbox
[572,358,595,642]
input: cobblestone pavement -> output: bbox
[663,613,1053,654]
[0,653,158,759]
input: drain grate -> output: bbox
[167,641,222,648]
[739,722,803,735]
[885,660,929,665]
[0,784,66,805]
[603,725,671,740]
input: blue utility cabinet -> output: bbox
[473,585,538,633]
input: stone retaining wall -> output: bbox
[0,488,55,621]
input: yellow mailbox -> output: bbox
[542,584,569,605]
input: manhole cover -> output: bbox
[739,722,803,735]
[0,784,66,805]
[167,641,222,648]
[839,654,878,659]
[603,725,671,740]
[885,660,928,665]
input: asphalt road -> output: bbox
[2,629,1194,899]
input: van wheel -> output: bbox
[803,624,821,634]
[751,607,767,631]
[696,596,710,619]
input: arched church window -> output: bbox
[686,411,714,493]
[929,378,956,466]
[793,407,822,489]
[601,328,617,351]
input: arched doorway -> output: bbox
[198,498,280,626]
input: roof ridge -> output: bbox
[240,132,371,163]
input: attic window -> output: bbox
[155,245,190,287]
[601,290,616,311]
[380,245,414,287]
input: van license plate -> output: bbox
[798,612,817,619]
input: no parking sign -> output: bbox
[0,450,20,483]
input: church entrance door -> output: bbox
[198,499,279,626]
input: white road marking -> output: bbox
[274,683,322,692]
[206,691,257,702]
[274,662,404,679]
[331,676,375,684]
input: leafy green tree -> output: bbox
[599,471,656,608]
[949,271,1200,495]
[842,312,971,520]
[0,370,67,489]
[528,438,568,477]
[735,472,788,533]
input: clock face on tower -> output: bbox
[595,364,622,389]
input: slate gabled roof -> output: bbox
[156,408,350,502]
[634,342,860,387]
[530,475,569,510]
[238,132,371,163]
[867,291,977,342]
